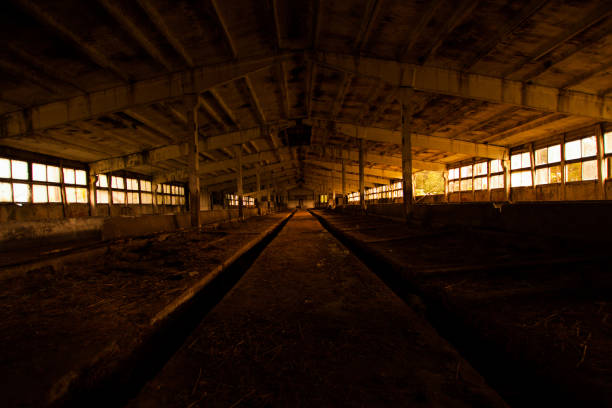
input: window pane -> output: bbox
[565,140,581,160]
[474,177,487,190]
[582,159,597,181]
[565,162,581,182]
[549,165,562,183]
[511,154,522,170]
[474,162,487,176]
[521,170,532,186]
[32,184,48,203]
[581,136,597,158]
[0,158,10,178]
[75,170,87,185]
[112,190,125,204]
[511,172,521,187]
[605,131,612,154]
[490,160,502,173]
[535,148,547,166]
[491,174,504,189]
[32,163,47,181]
[460,165,472,178]
[48,186,62,203]
[521,152,531,168]
[96,190,109,204]
[535,168,548,185]
[172,195,178,205]
[156,194,163,205]
[548,145,561,163]
[164,195,171,205]
[180,196,185,205]
[127,191,139,204]
[163,184,170,194]
[13,183,31,202]
[111,176,124,189]
[140,180,151,192]
[141,192,152,204]
[0,182,12,202]
[65,187,77,203]
[63,168,75,184]
[47,166,60,183]
[96,174,108,188]
[460,179,472,191]
[12,160,29,180]
[76,187,87,203]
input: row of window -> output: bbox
[0,159,88,203]
[225,194,255,207]
[365,182,403,200]
[447,132,612,192]
[0,157,186,206]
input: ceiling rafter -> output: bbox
[136,0,194,67]
[353,0,383,52]
[502,4,612,78]
[14,0,129,82]
[209,0,238,60]
[243,75,266,125]
[396,0,444,61]
[97,0,173,71]
[209,88,239,127]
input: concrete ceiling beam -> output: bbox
[312,51,612,121]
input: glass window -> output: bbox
[511,154,522,170]
[460,165,472,178]
[521,152,531,168]
[548,145,561,163]
[13,183,31,202]
[490,160,502,173]
[522,170,532,186]
[549,165,562,183]
[96,174,108,188]
[48,166,60,183]
[97,190,109,204]
[127,191,139,204]
[141,193,152,204]
[75,170,87,186]
[0,158,10,178]
[581,136,596,158]
[605,131,612,154]
[474,162,487,176]
[460,179,472,191]
[48,186,62,203]
[111,176,124,189]
[535,148,547,166]
[32,163,47,181]
[32,184,48,203]
[63,168,75,184]
[76,187,87,203]
[474,177,487,190]
[65,186,76,203]
[582,160,597,180]
[565,140,581,161]
[126,178,138,190]
[140,180,151,192]
[112,190,125,204]
[490,174,504,189]
[0,182,12,202]
[565,162,581,182]
[535,168,548,185]
[12,160,28,180]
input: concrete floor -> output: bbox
[127,210,506,407]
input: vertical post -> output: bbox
[561,134,566,201]
[503,149,511,203]
[487,160,492,202]
[235,144,243,220]
[87,171,96,216]
[443,169,449,202]
[152,181,158,214]
[186,96,201,227]
[341,157,346,205]
[530,143,536,197]
[471,159,476,201]
[256,168,261,210]
[401,87,415,220]
[267,171,272,212]
[359,138,365,210]
[596,124,606,200]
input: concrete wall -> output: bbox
[337,201,612,242]
[0,207,261,258]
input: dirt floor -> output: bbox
[312,209,612,407]
[0,212,288,408]
[127,210,507,408]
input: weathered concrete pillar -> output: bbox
[152,181,158,214]
[341,157,346,205]
[359,139,365,209]
[503,148,511,202]
[186,96,201,227]
[596,124,606,199]
[87,172,96,216]
[401,87,415,220]
[235,145,244,220]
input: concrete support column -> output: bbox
[341,157,346,205]
[561,134,566,201]
[256,169,261,211]
[186,96,201,227]
[359,139,365,209]
[401,87,415,220]
[443,170,449,202]
[529,143,536,195]
[235,145,244,220]
[503,148,511,202]
[152,182,158,214]
[87,172,96,216]
[596,124,606,199]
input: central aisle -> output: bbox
[128,210,506,407]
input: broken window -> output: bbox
[564,136,600,183]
